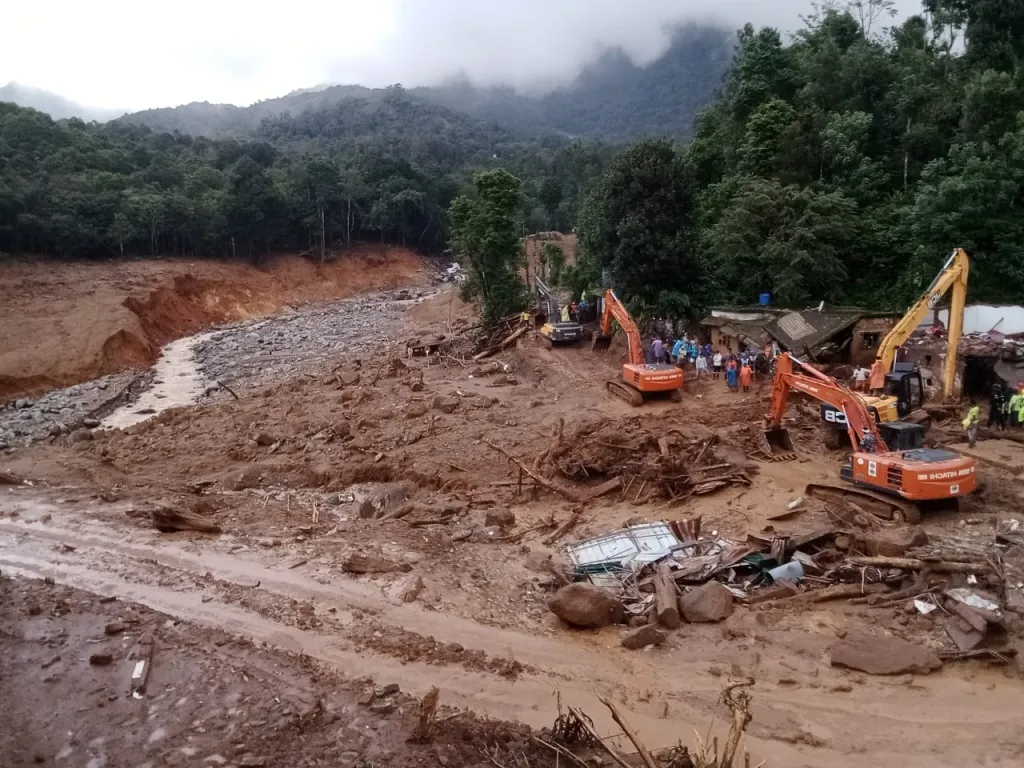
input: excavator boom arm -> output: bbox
[877,248,969,398]
[599,289,645,366]
[767,354,887,452]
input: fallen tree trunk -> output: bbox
[150,508,221,534]
[762,582,888,607]
[484,440,583,503]
[654,564,681,629]
[847,556,991,574]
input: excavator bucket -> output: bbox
[592,333,613,352]
[761,427,796,459]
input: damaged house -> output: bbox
[700,306,900,365]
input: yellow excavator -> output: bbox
[819,248,969,449]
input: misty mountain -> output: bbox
[0,82,121,122]
[115,23,734,141]
[416,24,735,141]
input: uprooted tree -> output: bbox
[448,169,528,327]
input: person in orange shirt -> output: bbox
[868,357,886,395]
[739,362,753,393]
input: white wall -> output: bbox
[935,305,1024,335]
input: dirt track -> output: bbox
[2,267,1024,767]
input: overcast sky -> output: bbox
[1,0,923,111]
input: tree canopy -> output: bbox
[688,0,1024,306]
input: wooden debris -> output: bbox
[150,507,221,534]
[131,633,154,695]
[0,470,23,485]
[485,440,583,503]
[597,695,658,768]
[408,686,439,743]
[762,582,888,607]
[654,564,681,629]
[582,476,623,502]
[847,556,990,574]
[543,507,582,546]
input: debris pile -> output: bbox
[554,509,1020,668]
[544,421,754,502]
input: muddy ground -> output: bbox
[2,260,1024,767]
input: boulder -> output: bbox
[252,432,276,447]
[679,582,734,623]
[392,574,425,603]
[405,402,429,419]
[862,528,929,558]
[69,428,94,443]
[621,624,667,650]
[830,630,942,675]
[339,371,361,387]
[431,395,459,414]
[548,583,625,628]
[485,508,515,528]
[224,466,263,491]
[524,550,553,573]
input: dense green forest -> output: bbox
[679,0,1024,306]
[0,89,609,259]
[4,0,1024,311]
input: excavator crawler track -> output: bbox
[606,380,644,407]
[805,483,921,524]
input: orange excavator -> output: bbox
[592,289,683,406]
[764,353,976,522]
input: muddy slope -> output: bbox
[0,247,428,399]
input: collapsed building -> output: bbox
[700,305,899,366]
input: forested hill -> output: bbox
[114,23,734,141]
[0,89,609,261]
[0,83,120,122]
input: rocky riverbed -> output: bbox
[0,287,433,450]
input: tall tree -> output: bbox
[578,139,704,315]
[448,170,527,326]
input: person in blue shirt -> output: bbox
[671,338,685,363]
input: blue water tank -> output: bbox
[758,293,771,306]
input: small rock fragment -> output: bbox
[621,624,667,650]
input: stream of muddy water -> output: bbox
[101,329,219,429]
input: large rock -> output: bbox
[548,583,625,628]
[863,528,929,558]
[679,582,734,623]
[405,402,429,418]
[431,395,459,414]
[621,624,666,650]
[830,630,942,676]
[485,508,515,528]
[224,466,263,491]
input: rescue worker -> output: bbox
[560,304,570,323]
[651,337,665,364]
[963,399,981,447]
[739,361,753,393]
[859,427,877,453]
[868,357,886,396]
[695,349,709,379]
[988,382,1007,430]
[712,350,723,380]
[671,337,685,364]
[726,356,739,392]
[1007,388,1022,429]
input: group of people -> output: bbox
[647,334,772,394]
[559,297,595,324]
[986,381,1024,431]
[851,357,889,395]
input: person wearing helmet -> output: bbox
[859,427,877,453]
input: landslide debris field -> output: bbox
[2,260,1024,767]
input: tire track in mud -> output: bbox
[1,513,1021,768]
